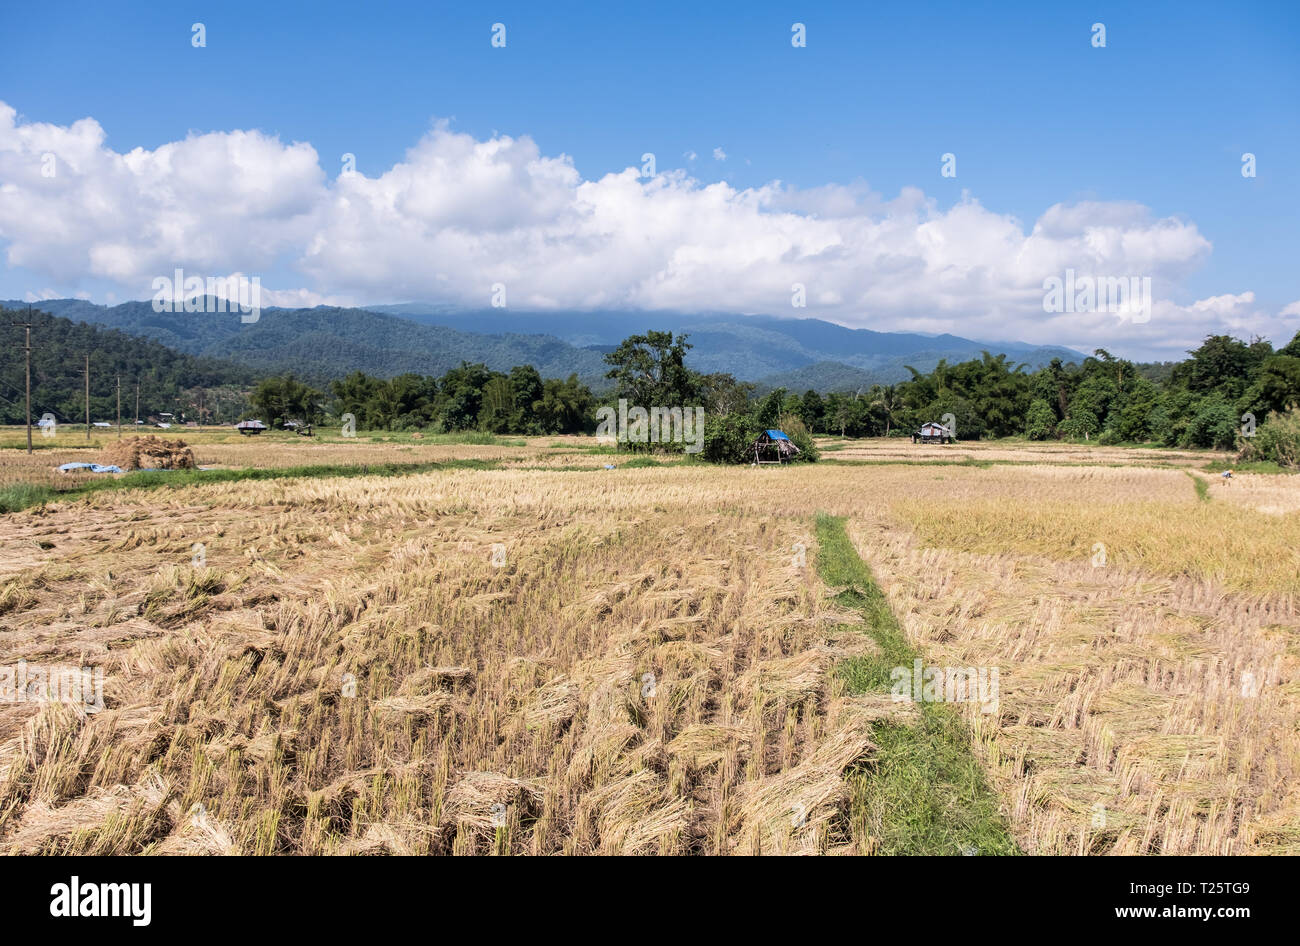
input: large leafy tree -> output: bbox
[507,365,545,433]
[696,373,755,418]
[798,389,825,432]
[603,331,699,408]
[1241,353,1300,418]
[437,362,494,431]
[536,374,594,433]
[250,374,324,427]
[1172,335,1269,402]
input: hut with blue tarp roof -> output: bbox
[752,429,801,465]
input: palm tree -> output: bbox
[871,384,903,437]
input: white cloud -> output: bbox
[0,103,323,293]
[259,285,350,309]
[712,147,727,162]
[0,100,1284,359]
[1191,291,1255,315]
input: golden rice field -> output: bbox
[818,435,1222,468]
[0,430,1296,855]
[0,429,615,491]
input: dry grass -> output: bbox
[817,436,1228,468]
[0,448,1296,855]
[0,428,618,491]
[847,514,1300,854]
[97,436,197,472]
[1204,471,1300,517]
[0,468,880,854]
[885,465,1300,597]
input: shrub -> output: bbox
[1059,409,1100,441]
[775,414,820,462]
[1025,399,1057,441]
[700,412,819,464]
[701,413,757,464]
[1185,396,1238,450]
[1238,408,1300,469]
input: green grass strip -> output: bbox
[0,482,58,514]
[814,512,1020,856]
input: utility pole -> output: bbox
[135,382,140,428]
[84,354,90,441]
[11,306,33,455]
[117,375,122,438]
[199,389,204,430]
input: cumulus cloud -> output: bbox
[1116,291,1288,361]
[0,100,1282,358]
[0,103,324,287]
[712,147,727,162]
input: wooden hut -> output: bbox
[911,422,953,444]
[752,429,801,464]
[235,419,269,436]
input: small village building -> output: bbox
[235,419,269,436]
[912,422,953,444]
[752,429,801,464]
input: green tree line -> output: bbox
[248,363,597,435]
[10,303,1300,466]
[782,333,1300,452]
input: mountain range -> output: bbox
[6,299,1084,393]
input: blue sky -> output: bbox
[1,0,1297,358]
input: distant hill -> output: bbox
[369,305,1085,384]
[9,299,1084,393]
[752,362,879,395]
[0,305,254,425]
[7,300,610,388]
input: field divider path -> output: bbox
[1184,470,1211,502]
[813,512,1020,855]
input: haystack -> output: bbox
[97,435,197,472]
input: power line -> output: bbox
[9,304,33,454]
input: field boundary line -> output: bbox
[814,512,1021,856]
